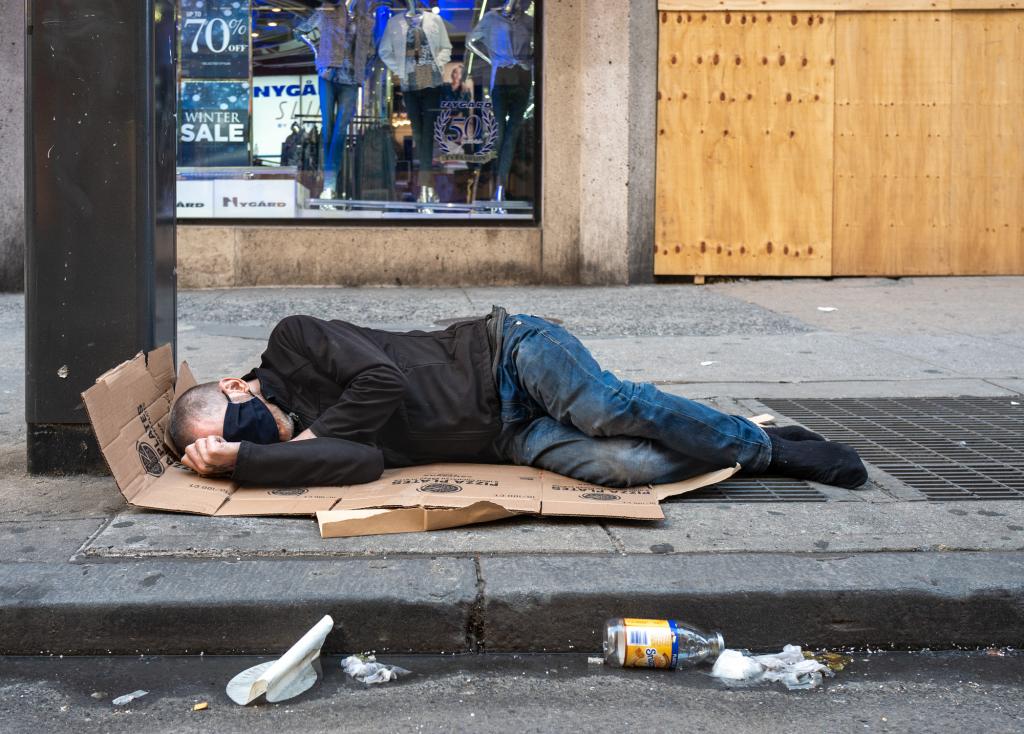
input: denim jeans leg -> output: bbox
[320,80,358,192]
[501,315,772,474]
[318,76,339,187]
[501,416,724,487]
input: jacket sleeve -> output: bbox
[233,438,384,488]
[378,17,401,76]
[467,13,489,49]
[266,315,408,443]
[431,14,453,67]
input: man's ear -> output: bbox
[219,377,250,400]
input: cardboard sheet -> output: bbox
[83,347,751,538]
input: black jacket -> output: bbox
[231,312,504,487]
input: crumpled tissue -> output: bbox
[711,645,834,690]
[342,655,412,685]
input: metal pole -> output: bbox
[25,0,178,474]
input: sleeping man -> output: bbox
[169,308,868,490]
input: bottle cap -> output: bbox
[710,632,725,659]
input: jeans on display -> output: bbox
[491,83,530,188]
[319,77,359,192]
[404,85,441,186]
[494,315,773,487]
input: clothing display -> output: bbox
[296,7,358,84]
[318,78,359,192]
[492,81,530,188]
[468,10,535,191]
[229,311,779,489]
[296,4,376,194]
[289,123,321,193]
[280,124,305,168]
[177,1,540,219]
[354,123,396,200]
[403,86,441,186]
[379,12,451,190]
[467,10,534,91]
[295,3,377,84]
[378,11,452,82]
[404,16,443,91]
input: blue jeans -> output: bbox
[494,315,772,487]
[319,78,359,189]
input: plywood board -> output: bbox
[832,12,953,275]
[949,12,1024,274]
[656,11,835,276]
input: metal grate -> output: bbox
[762,397,1024,501]
[678,477,827,503]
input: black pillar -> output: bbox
[25,0,177,474]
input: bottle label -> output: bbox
[621,618,680,669]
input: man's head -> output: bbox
[168,378,293,454]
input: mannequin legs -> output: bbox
[404,86,442,191]
[492,83,530,191]
[319,78,359,196]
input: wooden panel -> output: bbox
[658,2,1023,10]
[655,11,835,276]
[949,12,1024,274]
[832,13,953,275]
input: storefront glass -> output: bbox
[175,0,539,221]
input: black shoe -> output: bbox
[767,435,868,489]
[764,425,827,442]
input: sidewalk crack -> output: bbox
[600,523,627,555]
[465,555,486,652]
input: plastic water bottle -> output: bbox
[603,617,725,669]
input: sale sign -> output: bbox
[179,0,251,79]
[178,80,251,167]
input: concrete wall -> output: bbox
[179,225,544,287]
[0,1,25,292]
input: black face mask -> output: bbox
[223,393,280,444]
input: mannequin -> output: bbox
[295,0,370,202]
[378,0,452,209]
[467,0,534,204]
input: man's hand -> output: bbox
[181,436,241,476]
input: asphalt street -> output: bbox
[2,652,1022,734]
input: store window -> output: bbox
[175,1,539,221]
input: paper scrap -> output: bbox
[817,307,838,312]
[112,690,148,706]
[711,645,834,690]
[700,361,718,367]
[226,615,334,705]
[342,655,411,685]
[587,657,605,665]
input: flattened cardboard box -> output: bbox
[82,347,742,539]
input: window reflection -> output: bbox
[176,1,538,221]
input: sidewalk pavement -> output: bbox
[2,277,1023,655]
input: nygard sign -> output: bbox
[221,197,288,208]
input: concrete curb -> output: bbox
[2,552,1023,655]
[480,552,1024,651]
[0,558,477,655]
